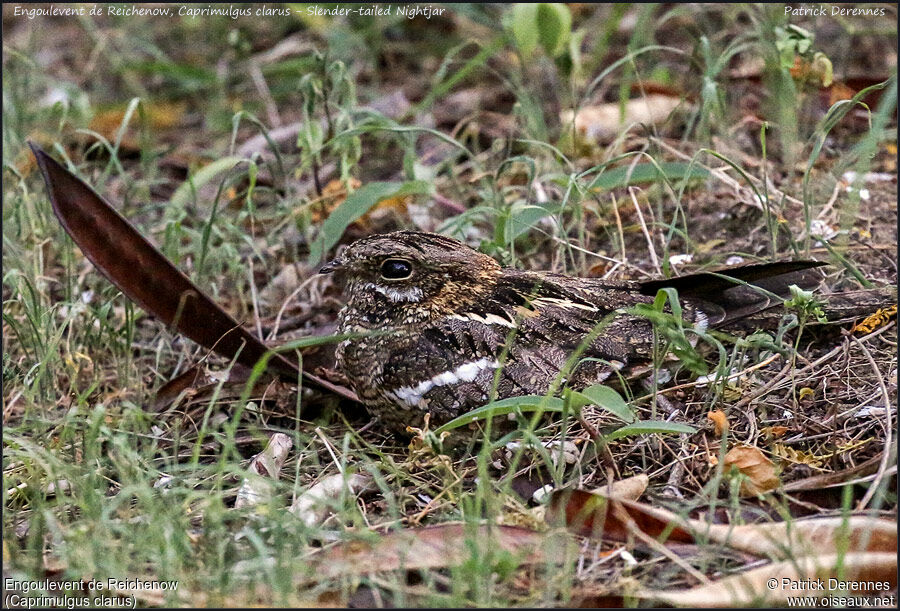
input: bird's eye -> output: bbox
[380,258,413,280]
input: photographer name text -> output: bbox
[786,5,887,17]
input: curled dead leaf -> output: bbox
[590,474,649,501]
[723,444,781,496]
[234,432,293,509]
[560,94,685,143]
[639,552,896,607]
[707,410,728,436]
[304,524,572,581]
[546,489,695,544]
[717,515,897,557]
[761,425,789,439]
[547,488,895,558]
[290,472,374,527]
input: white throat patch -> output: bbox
[387,357,500,407]
[360,282,424,303]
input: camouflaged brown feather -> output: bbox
[321,231,845,432]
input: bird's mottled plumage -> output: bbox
[321,231,824,433]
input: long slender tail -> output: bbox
[29,143,357,402]
[819,287,898,324]
[638,260,896,330]
[639,261,827,326]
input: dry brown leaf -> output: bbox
[546,489,695,544]
[707,410,728,436]
[560,94,684,143]
[710,516,897,557]
[761,425,789,439]
[309,178,363,223]
[639,552,897,607]
[90,102,185,135]
[591,474,649,501]
[289,472,374,527]
[723,444,781,496]
[771,443,825,469]
[853,304,897,334]
[234,432,293,509]
[88,102,186,152]
[306,524,571,581]
[309,177,410,228]
[784,451,887,491]
[548,489,896,558]
[828,81,860,105]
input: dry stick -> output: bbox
[315,427,344,474]
[249,60,282,128]
[852,334,894,511]
[547,235,647,278]
[431,192,467,215]
[729,322,895,413]
[634,352,783,404]
[662,448,686,499]
[652,136,806,210]
[269,270,324,341]
[628,187,662,275]
[248,258,265,342]
[612,502,712,585]
[609,191,627,266]
[408,471,464,526]
[816,179,844,222]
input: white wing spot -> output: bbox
[387,358,500,407]
[690,311,709,347]
[693,310,709,334]
[449,312,517,328]
[531,297,598,312]
[435,370,458,385]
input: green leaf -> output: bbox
[605,420,696,441]
[276,332,366,352]
[509,4,540,58]
[123,60,218,92]
[503,201,561,242]
[569,385,635,423]
[811,52,833,87]
[536,3,572,57]
[434,395,566,435]
[585,162,709,191]
[171,156,247,208]
[309,180,432,263]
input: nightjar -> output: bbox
[320,231,829,434]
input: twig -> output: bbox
[816,179,843,222]
[628,187,661,275]
[652,136,806,210]
[612,501,711,585]
[249,60,282,128]
[634,353,782,403]
[852,334,894,510]
[730,323,894,412]
[432,192,467,215]
[315,427,344,474]
[248,259,264,342]
[608,191,627,265]
[269,270,324,341]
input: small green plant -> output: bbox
[296,54,362,193]
[630,288,710,378]
[783,284,827,356]
[506,3,572,60]
[783,284,827,326]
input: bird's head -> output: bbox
[320,231,501,325]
